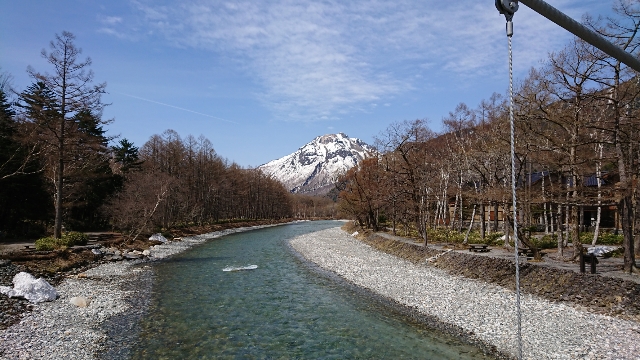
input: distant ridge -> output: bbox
[258,133,375,195]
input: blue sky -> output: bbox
[1,1,615,167]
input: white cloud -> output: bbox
[124,0,609,121]
[97,14,140,40]
[101,16,123,25]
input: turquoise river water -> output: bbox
[131,220,493,359]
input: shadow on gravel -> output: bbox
[97,266,154,360]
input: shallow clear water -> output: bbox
[132,221,493,359]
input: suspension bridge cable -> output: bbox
[508,27,523,360]
[495,2,524,358]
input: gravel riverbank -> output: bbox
[289,227,640,360]
[0,224,284,360]
[4,223,639,359]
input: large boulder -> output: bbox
[587,246,621,257]
[149,233,168,243]
[0,272,58,303]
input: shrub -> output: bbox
[579,232,624,246]
[484,232,505,245]
[598,232,624,245]
[534,234,558,249]
[428,228,464,243]
[34,232,88,251]
[465,230,482,244]
[427,228,492,244]
[35,236,58,251]
[60,231,88,247]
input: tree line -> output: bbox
[106,129,292,240]
[338,1,640,273]
[0,31,295,241]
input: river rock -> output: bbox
[149,233,168,243]
[123,253,141,260]
[69,296,91,307]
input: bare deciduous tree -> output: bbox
[21,32,107,238]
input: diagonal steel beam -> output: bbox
[518,0,640,72]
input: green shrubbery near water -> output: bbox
[35,231,89,251]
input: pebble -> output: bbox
[289,227,640,360]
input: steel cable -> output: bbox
[508,29,524,360]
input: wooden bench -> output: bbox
[468,244,490,253]
[518,247,546,258]
[580,253,599,274]
[518,247,532,256]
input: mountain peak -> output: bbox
[259,133,375,195]
[315,132,347,141]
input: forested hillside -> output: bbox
[338,3,640,273]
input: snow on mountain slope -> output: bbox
[258,133,375,195]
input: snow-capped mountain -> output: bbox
[259,133,375,195]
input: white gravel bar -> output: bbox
[0,224,284,360]
[289,227,640,360]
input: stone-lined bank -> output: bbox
[0,223,288,360]
[289,227,640,360]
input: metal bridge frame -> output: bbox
[497,0,640,72]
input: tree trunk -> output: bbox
[493,202,499,232]
[550,205,555,237]
[53,119,65,239]
[542,173,549,234]
[593,205,602,246]
[451,192,459,230]
[480,202,486,240]
[571,204,582,260]
[558,203,564,258]
[463,205,476,245]
[622,195,635,272]
[634,144,640,257]
[564,203,570,248]
[503,204,511,248]
[458,195,464,233]
[593,151,603,245]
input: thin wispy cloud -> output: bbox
[101,16,123,25]
[115,91,238,124]
[120,0,606,121]
[97,14,141,40]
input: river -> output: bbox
[131,220,492,359]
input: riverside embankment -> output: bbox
[0,224,287,360]
[289,227,640,360]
